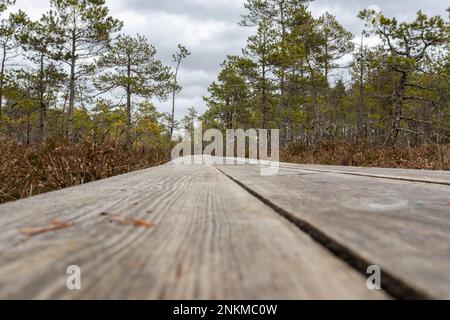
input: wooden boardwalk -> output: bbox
[0,158,449,299]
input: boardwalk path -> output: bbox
[0,159,449,299]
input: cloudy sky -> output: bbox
[14,0,449,120]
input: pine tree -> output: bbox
[241,0,312,143]
[0,0,14,13]
[19,12,66,143]
[243,18,278,129]
[96,34,173,145]
[359,9,448,145]
[182,106,198,134]
[170,44,190,140]
[49,0,123,142]
[0,6,26,125]
[203,56,255,130]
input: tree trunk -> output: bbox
[324,41,331,139]
[61,91,68,139]
[0,46,6,126]
[357,79,367,141]
[67,29,77,142]
[170,60,180,140]
[307,59,320,144]
[357,36,368,141]
[170,91,176,139]
[126,87,131,145]
[261,64,267,129]
[26,111,31,145]
[389,72,408,146]
[38,54,46,144]
[125,56,132,145]
[278,2,288,146]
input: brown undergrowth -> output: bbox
[1,139,448,205]
[0,139,171,204]
[281,141,449,171]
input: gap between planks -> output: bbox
[0,164,389,299]
[279,164,450,186]
[216,163,450,299]
[216,166,428,300]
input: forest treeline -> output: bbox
[0,0,449,149]
[203,0,450,147]
[0,0,193,146]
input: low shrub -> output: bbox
[281,141,449,170]
[0,139,171,204]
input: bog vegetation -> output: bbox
[0,0,449,203]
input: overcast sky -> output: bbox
[14,0,449,120]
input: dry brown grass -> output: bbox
[281,141,450,171]
[1,138,448,205]
[0,139,171,204]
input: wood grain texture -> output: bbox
[280,163,450,185]
[217,164,450,299]
[0,164,387,299]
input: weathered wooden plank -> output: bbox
[280,163,450,185]
[217,164,450,299]
[0,164,387,299]
[0,167,160,250]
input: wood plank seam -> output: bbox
[0,164,389,299]
[216,166,430,300]
[280,166,450,186]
